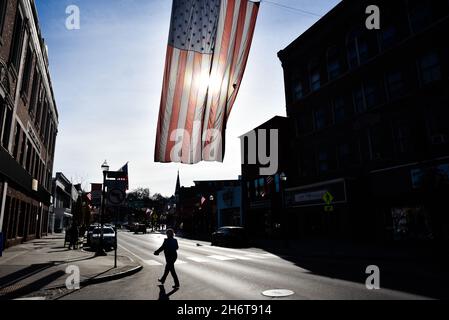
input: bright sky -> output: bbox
[35,0,340,197]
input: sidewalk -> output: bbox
[0,234,142,300]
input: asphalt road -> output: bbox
[60,231,429,300]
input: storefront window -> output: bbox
[391,207,432,241]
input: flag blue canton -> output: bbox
[168,0,221,54]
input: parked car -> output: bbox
[211,227,249,248]
[134,223,147,234]
[90,226,116,250]
[85,224,100,247]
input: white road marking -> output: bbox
[245,254,271,259]
[143,260,163,266]
[175,259,187,265]
[186,256,211,263]
[224,254,253,260]
[208,255,235,261]
[118,244,158,264]
[261,253,280,258]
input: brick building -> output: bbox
[277,0,449,242]
[1,0,58,248]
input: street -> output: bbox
[60,231,427,300]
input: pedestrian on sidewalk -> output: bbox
[154,228,180,288]
[69,224,79,250]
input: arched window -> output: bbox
[327,46,342,80]
[346,28,360,69]
[0,0,7,35]
[346,27,379,68]
[309,58,321,92]
[408,0,434,33]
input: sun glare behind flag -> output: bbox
[155,0,260,164]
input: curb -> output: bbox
[84,265,143,286]
[46,264,143,290]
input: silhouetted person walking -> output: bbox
[154,229,179,288]
[69,224,79,250]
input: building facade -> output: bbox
[240,116,292,239]
[277,0,449,242]
[0,0,58,248]
[49,173,78,233]
[175,176,242,239]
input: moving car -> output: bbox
[211,226,249,248]
[90,226,116,250]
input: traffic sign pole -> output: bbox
[115,207,118,268]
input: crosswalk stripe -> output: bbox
[224,254,252,260]
[208,255,236,261]
[175,259,187,264]
[244,254,271,259]
[143,260,163,266]
[186,256,210,263]
[261,253,280,258]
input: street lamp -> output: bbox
[96,160,109,256]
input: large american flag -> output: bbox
[155,0,260,164]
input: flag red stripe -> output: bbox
[226,0,248,105]
[205,0,236,143]
[155,0,259,164]
[205,0,248,154]
[164,50,188,162]
[227,4,259,116]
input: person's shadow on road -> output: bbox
[158,285,178,300]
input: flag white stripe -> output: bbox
[230,1,254,96]
[203,0,242,161]
[192,54,212,163]
[174,51,195,162]
[159,48,181,161]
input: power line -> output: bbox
[261,0,324,18]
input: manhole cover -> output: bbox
[262,289,294,298]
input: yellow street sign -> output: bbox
[322,191,334,205]
[324,206,334,212]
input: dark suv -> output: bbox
[211,227,249,248]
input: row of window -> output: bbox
[246,175,281,201]
[296,50,444,135]
[1,1,57,191]
[299,112,448,178]
[10,120,53,191]
[13,7,58,152]
[2,0,57,152]
[0,0,7,37]
[2,98,53,192]
[1,195,47,240]
[289,1,448,102]
[0,97,13,149]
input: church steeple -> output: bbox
[175,170,181,194]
